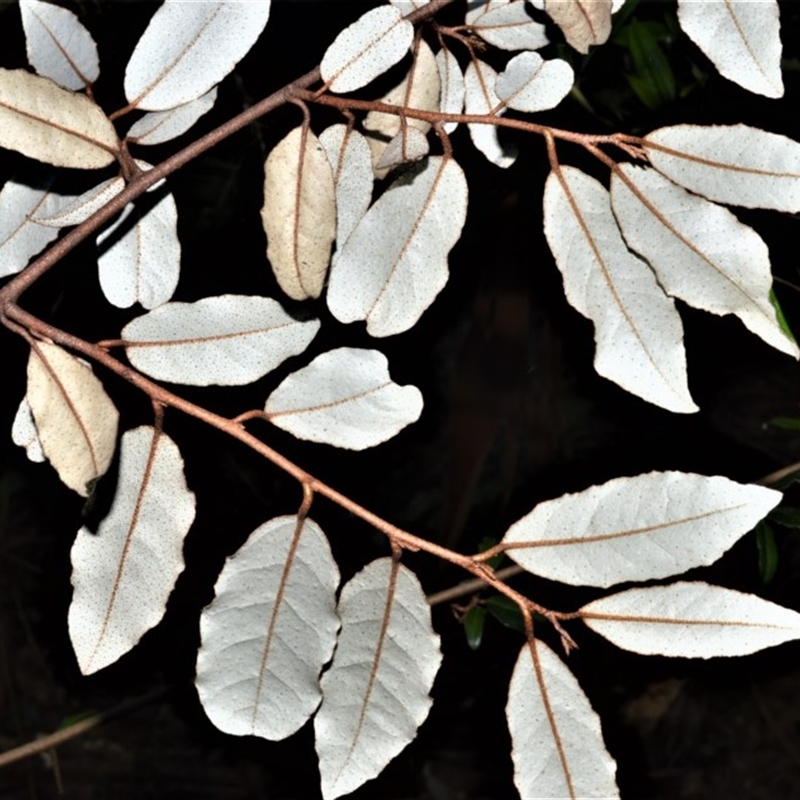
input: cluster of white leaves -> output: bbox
[3,2,800,799]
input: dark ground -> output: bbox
[4,2,800,798]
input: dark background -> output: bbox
[3,1,800,798]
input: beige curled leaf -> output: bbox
[124,1,271,111]
[677,0,782,98]
[21,0,100,91]
[543,165,696,413]
[581,582,800,658]
[545,0,612,53]
[363,40,440,176]
[610,164,798,358]
[501,471,781,588]
[26,342,119,496]
[0,68,118,168]
[265,348,423,450]
[33,177,124,228]
[262,126,336,301]
[315,557,441,800]
[69,426,196,674]
[196,516,340,740]
[321,6,414,94]
[507,638,619,800]
[644,124,800,212]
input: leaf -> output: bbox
[319,124,374,250]
[362,40,440,175]
[0,179,75,277]
[261,126,336,301]
[389,0,431,12]
[467,0,549,52]
[121,295,320,387]
[544,0,613,54]
[315,557,441,800]
[501,471,781,588]
[33,177,124,228]
[375,127,430,170]
[643,124,800,212]
[506,637,618,800]
[327,156,468,337]
[196,516,340,740]
[486,595,525,632]
[264,348,423,450]
[26,342,119,497]
[768,506,800,529]
[0,68,118,168]
[495,52,574,113]
[11,397,45,463]
[464,59,516,169]
[543,165,697,413]
[463,605,486,650]
[68,426,196,674]
[124,0,271,111]
[580,581,800,658]
[676,0,782,98]
[756,521,779,583]
[20,0,99,91]
[125,88,218,145]
[435,47,464,134]
[321,6,414,94]
[97,189,181,310]
[610,164,798,358]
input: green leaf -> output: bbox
[768,416,800,431]
[463,605,486,650]
[756,521,779,584]
[478,536,505,570]
[768,506,800,529]
[622,19,676,110]
[769,289,797,343]
[485,595,525,632]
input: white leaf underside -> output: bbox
[468,0,549,52]
[543,165,697,413]
[435,47,464,134]
[126,88,218,145]
[33,177,124,228]
[501,471,781,588]
[0,68,118,169]
[581,581,800,658]
[264,347,423,450]
[97,187,181,311]
[321,5,414,94]
[362,39,440,176]
[319,124,374,251]
[69,426,196,675]
[21,0,100,91]
[506,638,618,800]
[464,59,516,168]
[315,558,441,800]
[261,125,336,301]
[196,516,340,740]
[12,397,45,463]
[610,164,798,358]
[677,0,782,98]
[375,127,429,170]
[495,51,574,113]
[26,342,119,497]
[124,0,271,111]
[544,0,613,54]
[327,156,468,337]
[0,179,76,277]
[644,124,800,212]
[122,295,320,387]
